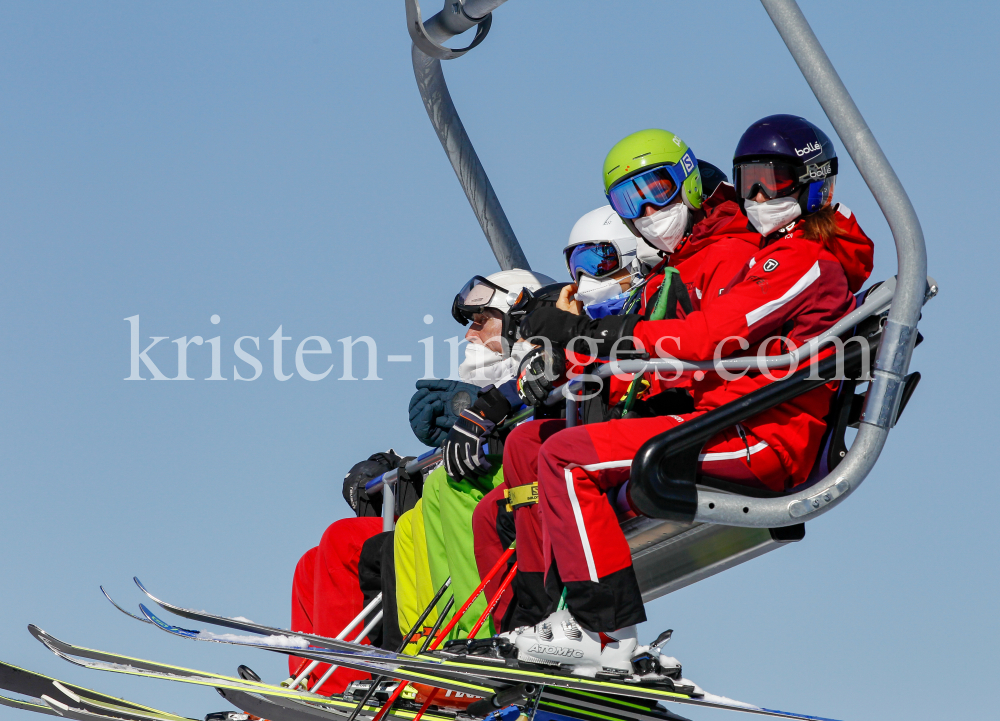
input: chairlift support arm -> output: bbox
[407,0,529,271]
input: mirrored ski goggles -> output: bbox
[734,158,837,200]
[606,149,697,220]
[452,275,510,325]
[734,160,801,200]
[564,242,623,281]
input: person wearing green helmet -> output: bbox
[464,131,763,646]
[603,128,704,254]
[486,122,875,676]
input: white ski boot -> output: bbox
[512,609,637,677]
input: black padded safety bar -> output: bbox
[629,335,878,523]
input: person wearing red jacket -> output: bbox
[470,132,761,634]
[502,116,874,676]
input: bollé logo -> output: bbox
[795,141,823,157]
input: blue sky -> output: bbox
[0,1,997,720]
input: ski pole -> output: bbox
[621,269,676,416]
[309,609,384,693]
[410,689,439,721]
[286,592,383,689]
[428,543,516,650]
[345,577,452,721]
[371,545,516,721]
[418,596,454,653]
[412,561,520,721]
[466,561,517,639]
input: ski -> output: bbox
[23,626,464,721]
[536,689,690,721]
[29,625,492,703]
[0,659,192,721]
[134,605,690,721]
[0,661,192,721]
[100,587,154,627]
[130,602,838,721]
[127,579,379,659]
[216,687,454,721]
[0,694,60,718]
[38,696,177,721]
[132,589,690,711]
[134,605,496,697]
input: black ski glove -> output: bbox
[408,379,478,447]
[516,345,567,407]
[442,385,511,480]
[342,450,402,517]
[519,306,640,357]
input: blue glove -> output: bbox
[408,379,479,447]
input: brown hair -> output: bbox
[798,205,839,245]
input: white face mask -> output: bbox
[459,340,521,387]
[633,203,689,253]
[635,237,663,268]
[574,274,624,306]
[744,196,802,236]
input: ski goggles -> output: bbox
[564,241,624,281]
[452,275,510,325]
[606,148,697,220]
[735,157,838,200]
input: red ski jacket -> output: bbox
[605,183,759,403]
[631,203,875,488]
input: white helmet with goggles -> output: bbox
[451,269,557,354]
[563,206,639,307]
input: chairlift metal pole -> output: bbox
[673,0,929,528]
[630,1,930,530]
[407,0,530,271]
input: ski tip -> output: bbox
[133,577,169,610]
[51,680,82,705]
[27,624,47,643]
[138,604,160,625]
[27,626,66,657]
[760,710,844,721]
[40,695,70,713]
[101,586,154,625]
[139,604,199,637]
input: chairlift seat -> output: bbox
[621,278,930,601]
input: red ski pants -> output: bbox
[472,421,564,629]
[290,517,382,694]
[484,415,786,632]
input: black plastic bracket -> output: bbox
[628,441,701,523]
[769,523,806,543]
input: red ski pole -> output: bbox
[372,544,516,721]
[466,561,517,639]
[412,561,520,721]
[428,544,516,649]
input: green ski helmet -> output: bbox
[603,130,704,225]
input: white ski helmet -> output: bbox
[452,269,557,347]
[564,206,638,281]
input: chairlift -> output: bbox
[381,0,934,602]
